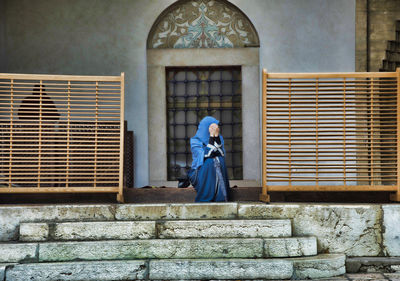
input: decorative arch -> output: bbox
[147,0,260,49]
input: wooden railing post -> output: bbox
[391,68,400,202]
[259,69,270,202]
[117,72,125,203]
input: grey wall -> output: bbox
[3,0,355,186]
[0,0,6,72]
[232,0,355,72]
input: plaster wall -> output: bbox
[3,0,355,186]
[0,0,6,72]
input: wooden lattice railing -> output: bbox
[260,69,400,202]
[0,73,125,202]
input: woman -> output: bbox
[188,116,230,202]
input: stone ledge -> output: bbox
[264,237,317,257]
[0,243,37,263]
[290,254,346,279]
[115,203,238,220]
[20,223,49,242]
[148,259,293,280]
[346,257,400,273]
[157,219,291,238]
[5,260,147,281]
[38,239,264,261]
[0,205,115,241]
[51,221,156,241]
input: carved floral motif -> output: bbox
[148,0,259,49]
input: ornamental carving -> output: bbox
[147,0,259,49]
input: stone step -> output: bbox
[0,203,238,242]
[20,219,292,241]
[0,243,37,263]
[149,259,293,280]
[2,255,345,280]
[38,238,316,261]
[5,260,148,281]
[290,254,346,279]
[156,219,291,238]
[20,221,156,241]
[0,237,317,263]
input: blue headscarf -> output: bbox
[190,116,224,169]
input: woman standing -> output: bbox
[188,116,230,202]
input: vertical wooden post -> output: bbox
[66,81,71,188]
[94,81,99,188]
[38,81,43,188]
[370,78,375,185]
[8,79,14,188]
[260,69,270,202]
[288,78,292,187]
[343,78,346,185]
[117,72,125,203]
[391,68,400,201]
[315,79,319,186]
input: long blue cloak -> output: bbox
[189,116,230,202]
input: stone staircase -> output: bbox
[0,203,346,280]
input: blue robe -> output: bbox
[188,117,230,202]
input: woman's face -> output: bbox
[209,123,219,136]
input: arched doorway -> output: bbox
[147,0,261,187]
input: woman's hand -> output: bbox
[209,123,219,137]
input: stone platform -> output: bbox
[0,202,399,280]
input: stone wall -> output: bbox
[356,0,400,71]
[2,0,355,186]
[0,203,399,257]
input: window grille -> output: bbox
[166,66,242,181]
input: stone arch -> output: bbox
[147,0,260,49]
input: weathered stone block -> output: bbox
[382,205,400,256]
[39,239,263,261]
[392,265,400,272]
[264,237,317,257]
[20,223,49,241]
[346,257,400,273]
[115,203,237,221]
[0,263,9,281]
[53,221,156,240]
[149,259,293,280]
[157,219,291,238]
[0,243,37,262]
[239,203,382,256]
[5,260,147,281]
[0,205,115,241]
[291,254,346,279]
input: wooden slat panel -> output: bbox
[261,70,399,200]
[0,73,124,202]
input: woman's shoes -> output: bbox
[178,177,190,188]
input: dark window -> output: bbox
[166,66,242,181]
